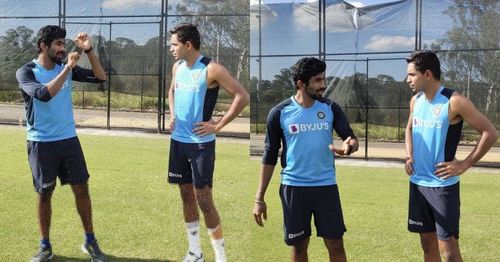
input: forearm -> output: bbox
[215,92,249,132]
[462,129,498,167]
[86,50,106,81]
[46,65,72,97]
[255,164,275,201]
[168,88,175,119]
[405,127,413,158]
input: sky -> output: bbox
[0,0,458,81]
[250,0,456,80]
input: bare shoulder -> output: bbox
[207,61,228,75]
[449,91,471,109]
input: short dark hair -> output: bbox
[292,57,326,89]
[169,23,201,50]
[36,25,66,53]
[406,50,441,80]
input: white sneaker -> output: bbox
[183,251,204,262]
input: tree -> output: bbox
[432,1,499,120]
[169,0,249,85]
[0,26,36,90]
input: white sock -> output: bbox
[186,221,202,256]
[208,226,226,262]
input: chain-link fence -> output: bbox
[0,0,249,135]
[250,0,500,164]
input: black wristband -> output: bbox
[84,46,93,53]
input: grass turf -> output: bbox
[1,127,499,261]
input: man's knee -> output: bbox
[195,187,215,213]
[324,238,344,254]
[39,191,53,203]
[292,238,309,254]
[439,237,461,261]
[71,183,90,198]
[179,184,197,204]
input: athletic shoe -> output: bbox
[81,240,106,262]
[183,251,204,262]
[31,247,53,262]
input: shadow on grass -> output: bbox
[53,254,174,262]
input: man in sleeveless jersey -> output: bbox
[16,25,107,262]
[253,57,359,262]
[405,51,498,261]
[167,23,249,262]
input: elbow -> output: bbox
[240,91,250,107]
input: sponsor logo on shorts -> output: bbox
[288,230,305,239]
[408,219,423,226]
[168,172,183,178]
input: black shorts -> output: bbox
[27,137,89,193]
[279,184,346,245]
[168,139,215,189]
[408,182,460,240]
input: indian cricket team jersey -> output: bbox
[172,56,219,143]
[411,87,463,187]
[16,59,104,142]
[262,96,356,186]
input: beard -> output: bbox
[304,85,326,100]
[48,49,66,65]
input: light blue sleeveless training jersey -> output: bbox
[411,87,463,187]
[172,56,219,143]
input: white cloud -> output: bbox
[364,35,415,51]
[103,0,160,10]
[343,0,405,8]
[294,3,376,32]
[251,0,318,5]
[250,5,278,31]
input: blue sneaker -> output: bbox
[31,247,53,262]
[81,240,106,262]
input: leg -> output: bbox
[194,186,220,233]
[195,186,226,262]
[37,191,54,240]
[179,184,200,223]
[438,237,462,262]
[313,185,346,262]
[419,232,441,262]
[324,238,346,262]
[291,237,310,262]
[71,183,93,233]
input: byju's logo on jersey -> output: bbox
[413,117,443,129]
[317,111,325,119]
[289,124,300,134]
[288,122,329,135]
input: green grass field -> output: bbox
[1,127,499,261]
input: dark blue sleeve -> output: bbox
[72,65,105,83]
[16,64,52,102]
[331,101,356,140]
[262,106,283,166]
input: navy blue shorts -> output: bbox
[168,139,215,189]
[408,182,460,240]
[279,184,346,245]
[27,137,89,193]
